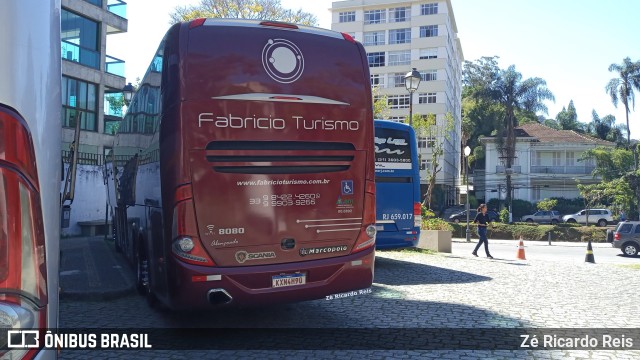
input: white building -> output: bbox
[330,0,464,208]
[479,123,614,204]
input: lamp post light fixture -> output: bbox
[404,68,421,126]
[464,145,472,242]
[122,82,134,106]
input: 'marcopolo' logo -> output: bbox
[262,39,304,83]
[235,250,276,264]
[300,245,348,257]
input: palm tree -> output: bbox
[605,57,640,146]
[488,65,555,208]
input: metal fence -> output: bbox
[62,150,159,167]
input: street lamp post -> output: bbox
[464,146,471,242]
[122,82,134,106]
[404,68,421,126]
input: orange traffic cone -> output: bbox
[516,237,526,260]
[585,239,595,263]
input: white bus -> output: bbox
[0,1,61,359]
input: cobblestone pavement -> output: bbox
[59,250,640,359]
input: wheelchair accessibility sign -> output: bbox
[341,180,354,195]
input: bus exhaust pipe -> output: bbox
[207,289,232,305]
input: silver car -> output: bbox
[521,210,561,224]
[611,221,640,256]
[562,208,613,227]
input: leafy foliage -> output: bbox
[605,57,640,145]
[410,113,454,210]
[451,223,608,243]
[372,86,390,120]
[555,100,582,131]
[586,110,625,145]
[581,147,634,181]
[421,217,453,231]
[536,198,558,211]
[549,197,585,215]
[170,0,318,25]
[499,208,509,223]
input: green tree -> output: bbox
[582,147,634,181]
[605,57,640,146]
[170,0,317,25]
[409,113,454,210]
[372,86,390,119]
[536,198,557,211]
[586,110,626,145]
[483,65,555,207]
[542,118,561,129]
[577,182,609,225]
[555,100,582,131]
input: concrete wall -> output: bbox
[61,163,109,236]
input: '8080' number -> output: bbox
[219,227,244,235]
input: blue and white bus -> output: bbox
[373,120,421,249]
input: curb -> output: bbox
[451,238,613,248]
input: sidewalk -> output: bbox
[452,237,612,248]
[59,236,136,300]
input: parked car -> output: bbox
[562,209,613,227]
[449,209,499,223]
[611,221,640,256]
[521,210,562,224]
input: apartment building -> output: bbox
[61,0,128,157]
[330,0,464,208]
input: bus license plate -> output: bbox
[272,273,306,288]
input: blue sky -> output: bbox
[109,0,640,138]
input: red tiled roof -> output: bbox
[483,123,614,146]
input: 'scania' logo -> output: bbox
[235,251,248,264]
[262,39,304,84]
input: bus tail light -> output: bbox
[414,202,422,228]
[172,185,215,266]
[189,18,206,29]
[353,180,376,253]
[259,21,298,30]
[341,32,356,43]
[0,106,48,358]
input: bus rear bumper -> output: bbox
[375,233,419,250]
[164,246,375,309]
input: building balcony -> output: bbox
[107,0,127,19]
[61,41,99,70]
[530,165,595,175]
[105,55,125,77]
[495,165,521,174]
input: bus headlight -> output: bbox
[365,224,377,238]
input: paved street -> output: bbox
[58,248,640,359]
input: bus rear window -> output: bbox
[374,127,412,167]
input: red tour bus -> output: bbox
[107,19,376,309]
[0,0,61,358]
